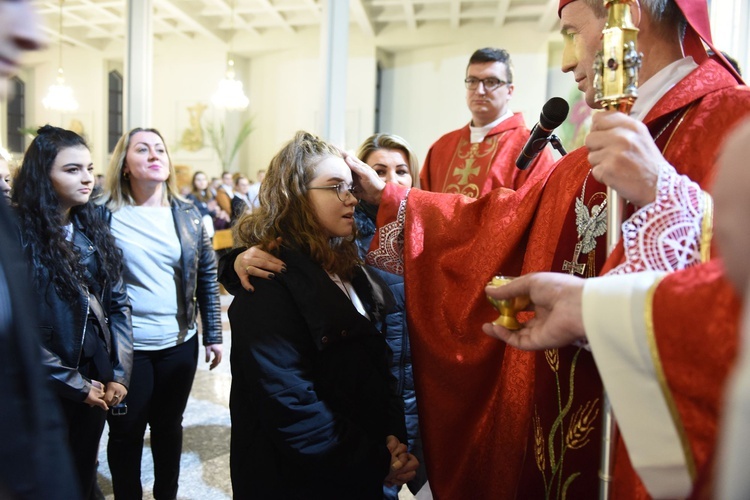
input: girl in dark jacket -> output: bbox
[228,131,419,499]
[223,133,429,498]
[11,125,133,498]
[186,170,230,231]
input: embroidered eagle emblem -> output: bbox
[575,198,608,254]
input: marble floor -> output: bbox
[96,294,417,499]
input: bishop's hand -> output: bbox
[482,272,587,350]
[344,153,386,205]
[585,111,664,207]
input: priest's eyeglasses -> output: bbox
[464,77,508,91]
[308,182,359,203]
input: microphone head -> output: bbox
[539,97,569,130]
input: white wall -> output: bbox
[245,28,379,176]
[4,45,108,170]
[711,0,749,78]
[151,34,241,177]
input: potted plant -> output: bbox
[205,118,254,172]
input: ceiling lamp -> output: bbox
[43,0,78,112]
[212,58,249,110]
[211,0,249,111]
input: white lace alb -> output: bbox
[609,162,706,275]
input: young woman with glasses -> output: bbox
[227,131,418,498]
[220,133,429,498]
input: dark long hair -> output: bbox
[12,125,123,301]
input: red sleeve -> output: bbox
[651,259,741,480]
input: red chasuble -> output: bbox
[372,58,750,499]
[419,113,553,196]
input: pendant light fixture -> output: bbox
[42,0,79,112]
[211,0,249,111]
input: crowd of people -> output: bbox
[2,0,750,499]
[2,123,224,498]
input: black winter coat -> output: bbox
[0,202,82,499]
[227,248,406,500]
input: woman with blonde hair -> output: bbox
[228,131,418,499]
[353,133,427,498]
[101,127,223,499]
[355,133,419,189]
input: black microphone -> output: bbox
[515,97,570,170]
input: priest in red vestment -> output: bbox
[419,47,554,196]
[345,0,749,498]
[483,117,750,498]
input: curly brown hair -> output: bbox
[233,131,361,279]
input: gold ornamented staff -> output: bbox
[593,1,642,498]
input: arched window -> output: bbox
[108,70,123,152]
[7,77,25,153]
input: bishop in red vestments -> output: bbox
[482,117,750,497]
[351,0,749,498]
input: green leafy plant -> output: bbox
[205,118,254,172]
[18,126,41,138]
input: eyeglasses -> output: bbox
[308,182,359,203]
[464,77,509,91]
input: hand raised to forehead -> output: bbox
[342,152,385,206]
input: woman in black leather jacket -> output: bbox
[11,125,133,498]
[101,127,222,500]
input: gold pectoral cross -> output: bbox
[453,158,480,185]
[563,241,587,276]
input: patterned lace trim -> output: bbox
[609,163,705,276]
[365,188,411,275]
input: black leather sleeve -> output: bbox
[195,209,223,345]
[108,275,133,388]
